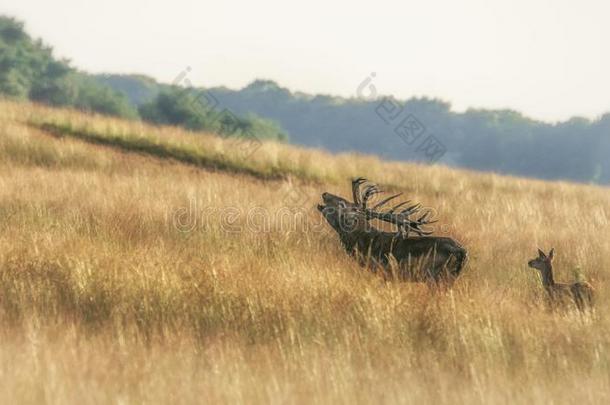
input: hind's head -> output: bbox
[528,248,554,272]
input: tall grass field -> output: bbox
[0,99,609,404]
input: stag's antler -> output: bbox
[351,177,367,206]
[351,178,436,236]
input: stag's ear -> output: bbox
[548,248,555,261]
[537,248,546,258]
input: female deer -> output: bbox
[527,248,594,311]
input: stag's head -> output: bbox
[318,177,436,237]
[317,191,368,234]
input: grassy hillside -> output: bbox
[0,99,609,403]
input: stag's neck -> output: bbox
[338,229,357,252]
[540,265,555,288]
[340,228,384,254]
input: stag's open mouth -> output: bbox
[318,192,333,211]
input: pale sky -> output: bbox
[4,0,609,122]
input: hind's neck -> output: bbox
[540,264,555,287]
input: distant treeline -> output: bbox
[2,16,609,184]
[0,16,287,141]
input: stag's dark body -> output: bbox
[318,188,467,284]
[342,229,467,282]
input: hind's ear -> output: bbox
[548,248,555,260]
[537,248,546,258]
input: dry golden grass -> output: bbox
[0,99,609,404]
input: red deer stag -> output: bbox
[317,178,467,284]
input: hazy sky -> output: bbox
[4,0,609,122]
